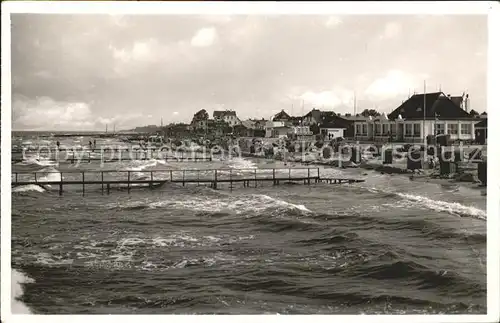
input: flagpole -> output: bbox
[423,80,426,145]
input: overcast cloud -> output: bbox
[11,14,487,131]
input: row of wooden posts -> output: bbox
[12,168,324,195]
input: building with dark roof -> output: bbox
[353,92,477,143]
[272,110,291,122]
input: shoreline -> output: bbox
[242,151,486,193]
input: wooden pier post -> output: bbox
[182,170,185,186]
[82,172,85,196]
[101,172,104,195]
[307,168,310,185]
[127,171,131,193]
[59,172,63,196]
[230,169,233,191]
[254,169,257,188]
[273,168,276,185]
[214,169,218,189]
[107,183,110,194]
[197,169,200,186]
[150,171,154,188]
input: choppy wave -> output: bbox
[122,159,167,177]
[228,157,258,169]
[13,184,46,193]
[16,157,58,167]
[10,139,487,314]
[37,167,63,182]
[11,269,34,314]
[395,192,486,220]
[363,187,486,219]
[21,233,255,272]
[107,193,312,215]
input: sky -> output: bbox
[11,14,487,131]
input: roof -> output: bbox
[241,120,256,128]
[387,92,472,120]
[304,109,321,118]
[475,119,487,128]
[272,110,291,121]
[320,123,346,129]
[450,96,463,108]
[319,111,352,126]
[345,115,371,121]
[213,110,237,118]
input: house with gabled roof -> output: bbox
[213,110,241,127]
[272,109,292,122]
[353,92,477,143]
[302,109,322,126]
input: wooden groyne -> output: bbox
[11,167,365,196]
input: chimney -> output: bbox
[465,94,469,112]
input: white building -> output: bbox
[265,121,290,138]
[320,127,345,140]
[213,110,241,127]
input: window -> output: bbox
[375,123,381,135]
[435,123,445,135]
[356,124,362,135]
[382,124,389,135]
[405,124,412,136]
[362,124,368,135]
[413,123,421,137]
[461,123,471,135]
[390,123,396,134]
[447,123,458,135]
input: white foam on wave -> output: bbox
[37,167,63,182]
[123,159,166,176]
[18,157,58,167]
[36,252,74,266]
[67,233,254,271]
[228,157,257,170]
[11,269,34,314]
[12,184,45,193]
[255,194,312,212]
[109,193,312,215]
[396,192,486,220]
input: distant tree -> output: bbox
[192,109,209,122]
[345,113,352,117]
[481,111,487,116]
[360,109,381,117]
[310,123,320,135]
[469,109,479,117]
